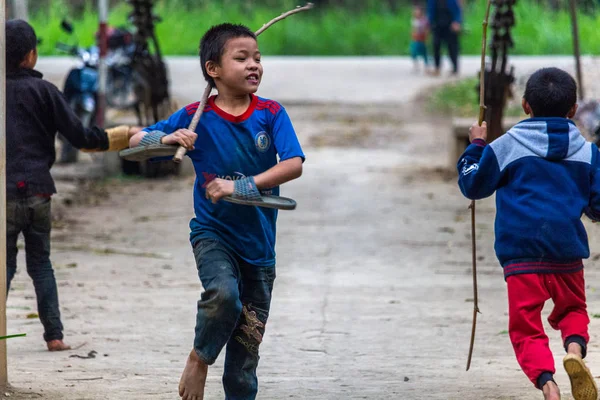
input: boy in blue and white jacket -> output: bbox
[458,68,598,400]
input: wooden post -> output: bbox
[0,0,10,388]
[569,0,584,100]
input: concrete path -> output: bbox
[37,55,600,105]
[5,56,600,400]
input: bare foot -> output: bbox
[179,349,208,400]
[542,380,561,400]
[46,340,71,351]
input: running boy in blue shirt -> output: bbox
[129,23,304,400]
[458,67,598,400]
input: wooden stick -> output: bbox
[0,0,8,387]
[569,0,584,100]
[173,2,315,163]
[466,0,492,373]
[478,0,492,127]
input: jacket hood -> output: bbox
[507,118,585,161]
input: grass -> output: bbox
[426,77,524,118]
[29,0,600,56]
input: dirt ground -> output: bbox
[5,97,600,400]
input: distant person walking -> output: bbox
[427,0,462,76]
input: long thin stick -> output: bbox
[569,0,584,100]
[466,0,492,372]
[0,0,8,387]
[0,334,26,340]
[172,2,315,163]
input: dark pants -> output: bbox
[433,27,459,73]
[192,238,275,400]
[7,196,64,342]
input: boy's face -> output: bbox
[413,7,423,18]
[211,37,263,95]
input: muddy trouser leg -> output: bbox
[23,196,64,342]
[192,238,243,365]
[6,200,22,295]
[223,263,275,400]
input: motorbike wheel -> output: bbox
[140,159,180,178]
[121,158,141,175]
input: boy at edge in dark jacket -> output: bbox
[6,20,141,351]
[458,67,597,400]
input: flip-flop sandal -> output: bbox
[223,194,297,210]
[564,354,598,400]
[119,144,179,162]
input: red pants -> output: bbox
[506,271,589,387]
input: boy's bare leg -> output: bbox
[542,380,561,400]
[179,349,208,400]
[46,339,70,351]
[564,343,597,400]
[567,342,583,357]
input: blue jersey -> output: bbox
[144,94,305,266]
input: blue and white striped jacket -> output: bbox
[457,118,600,279]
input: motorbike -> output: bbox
[55,20,99,164]
[56,19,178,178]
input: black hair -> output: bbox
[199,23,256,88]
[6,19,38,73]
[523,67,577,117]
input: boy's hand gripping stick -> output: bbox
[466,0,492,372]
[172,2,315,163]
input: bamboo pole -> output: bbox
[0,0,10,387]
[569,0,584,100]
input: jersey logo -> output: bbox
[201,172,247,188]
[255,131,271,153]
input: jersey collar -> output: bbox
[207,94,258,123]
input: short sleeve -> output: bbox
[271,106,305,162]
[142,105,193,134]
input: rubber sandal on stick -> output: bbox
[466,0,492,372]
[172,2,314,163]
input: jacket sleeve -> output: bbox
[585,144,600,221]
[46,83,109,150]
[427,0,435,25]
[449,0,462,24]
[457,139,502,200]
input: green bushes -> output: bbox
[31,0,600,56]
